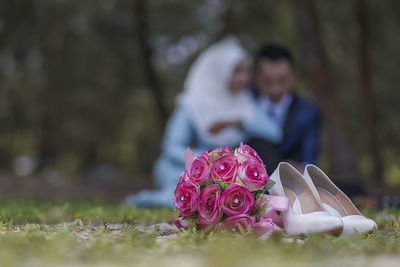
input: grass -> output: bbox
[0,200,398,266]
[0,199,174,224]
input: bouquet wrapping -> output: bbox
[173,143,288,238]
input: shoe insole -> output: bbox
[307,165,361,216]
[283,186,324,214]
[316,187,348,217]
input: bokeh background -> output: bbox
[0,0,399,201]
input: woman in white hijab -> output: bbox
[126,38,282,207]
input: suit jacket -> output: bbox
[252,86,321,165]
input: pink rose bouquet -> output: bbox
[173,143,289,238]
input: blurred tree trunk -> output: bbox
[132,0,168,128]
[294,0,360,185]
[356,0,383,184]
[36,24,65,173]
[0,1,16,166]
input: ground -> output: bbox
[0,200,398,266]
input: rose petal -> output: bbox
[185,148,196,172]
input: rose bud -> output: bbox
[173,216,189,230]
[177,171,190,185]
[251,218,280,237]
[221,214,256,233]
[236,160,268,191]
[211,154,238,183]
[257,194,286,229]
[197,184,222,225]
[188,156,211,184]
[173,177,199,217]
[219,183,255,216]
[234,142,263,164]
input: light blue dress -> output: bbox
[126,103,282,207]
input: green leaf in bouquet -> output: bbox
[253,190,262,201]
[263,179,276,193]
[248,203,260,216]
[186,214,200,229]
[237,223,246,235]
[173,208,181,218]
[215,178,228,190]
[260,199,268,215]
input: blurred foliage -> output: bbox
[0,0,399,183]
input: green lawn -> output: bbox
[0,200,398,266]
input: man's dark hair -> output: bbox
[256,43,294,67]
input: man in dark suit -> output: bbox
[249,44,321,174]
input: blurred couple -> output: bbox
[126,37,320,207]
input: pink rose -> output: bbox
[198,151,211,165]
[236,160,268,191]
[219,183,255,216]
[234,142,263,164]
[221,214,255,232]
[211,155,238,183]
[204,146,232,163]
[173,176,199,217]
[198,152,212,165]
[187,155,211,184]
[257,194,287,229]
[251,218,281,237]
[197,184,222,225]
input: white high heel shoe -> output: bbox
[269,162,343,236]
[303,164,377,236]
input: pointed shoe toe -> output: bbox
[341,215,377,236]
[303,164,378,236]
